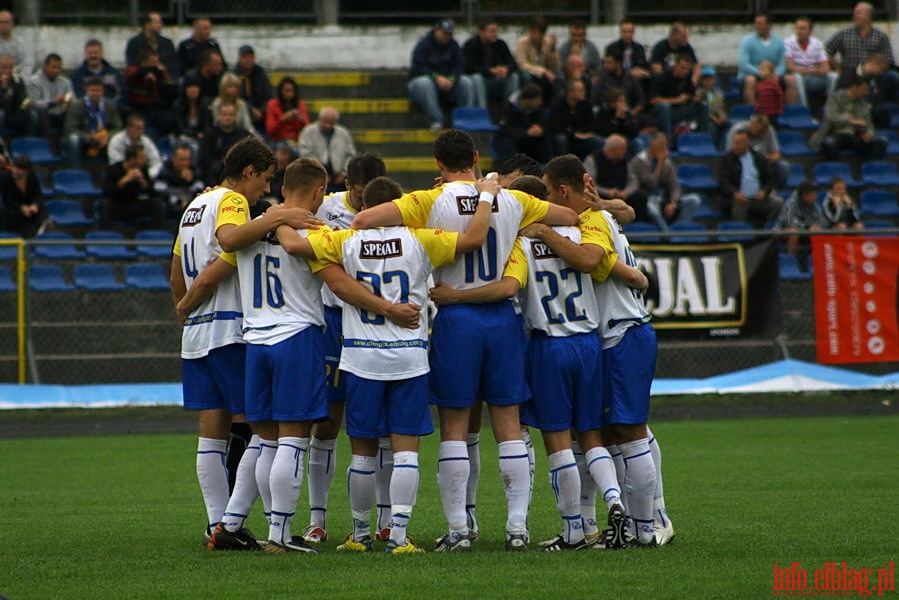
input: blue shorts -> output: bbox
[344,372,435,439]
[182,343,246,414]
[602,323,657,426]
[521,331,603,432]
[245,327,329,423]
[323,306,346,402]
[429,302,528,407]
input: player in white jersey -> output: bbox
[303,153,391,544]
[354,129,578,551]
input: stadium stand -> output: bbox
[73,263,126,291]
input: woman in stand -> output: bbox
[265,76,309,147]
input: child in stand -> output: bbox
[697,66,729,149]
[821,177,863,230]
[754,60,783,119]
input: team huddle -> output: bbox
[171,130,674,554]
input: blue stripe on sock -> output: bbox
[587,455,612,469]
[499,453,529,460]
[394,464,418,469]
[270,510,295,518]
[196,450,226,455]
[438,456,468,463]
[348,468,375,475]
[623,449,652,461]
[549,462,577,474]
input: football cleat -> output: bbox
[264,537,321,553]
[433,532,471,552]
[386,539,425,555]
[374,527,391,542]
[653,521,676,546]
[541,535,588,552]
[604,503,628,550]
[505,533,528,552]
[336,533,372,552]
[301,525,328,544]
[207,523,262,551]
[538,532,564,547]
[628,536,659,549]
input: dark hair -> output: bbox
[84,38,103,49]
[796,15,814,28]
[519,82,543,101]
[433,129,476,173]
[363,176,404,209]
[604,87,625,104]
[673,52,695,66]
[44,53,62,65]
[347,152,387,187]
[605,48,623,63]
[11,155,31,171]
[755,12,771,24]
[172,142,193,156]
[542,154,586,194]
[477,17,497,31]
[846,73,868,88]
[528,17,548,34]
[221,136,276,181]
[497,154,541,177]
[796,181,817,197]
[283,157,328,193]
[124,144,144,162]
[276,76,300,112]
[569,19,587,30]
[828,176,846,188]
[200,47,223,67]
[125,113,144,127]
[84,76,104,89]
[139,12,157,27]
[507,175,547,200]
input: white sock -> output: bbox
[572,442,598,536]
[548,449,584,544]
[585,446,621,510]
[307,436,337,530]
[221,434,261,532]
[389,451,419,547]
[375,437,394,533]
[196,437,229,530]
[619,438,657,544]
[465,432,480,533]
[268,437,309,545]
[437,441,469,535]
[607,443,629,518]
[497,440,530,536]
[520,429,536,509]
[347,454,377,541]
[647,427,671,527]
[254,439,278,526]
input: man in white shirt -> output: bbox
[784,17,830,107]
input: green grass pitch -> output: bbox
[1,414,896,599]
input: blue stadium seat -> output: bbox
[85,230,137,260]
[74,263,126,291]
[667,221,709,243]
[777,104,818,129]
[135,230,175,258]
[877,102,899,128]
[675,133,720,158]
[0,265,16,292]
[778,253,811,280]
[859,190,899,218]
[125,263,170,290]
[729,104,754,121]
[862,219,898,236]
[32,231,86,260]
[777,131,815,157]
[876,130,899,156]
[29,264,75,291]
[716,220,755,242]
[676,164,717,190]
[785,162,807,188]
[45,199,94,228]
[813,162,862,187]
[52,169,102,197]
[724,75,743,100]
[623,222,661,243]
[692,193,722,221]
[451,107,497,132]
[860,161,899,187]
[155,135,172,161]
[0,232,23,260]
[10,136,62,165]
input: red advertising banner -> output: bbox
[811,236,899,364]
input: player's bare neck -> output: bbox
[442,169,476,183]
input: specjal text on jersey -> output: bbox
[360,238,403,258]
[456,195,498,215]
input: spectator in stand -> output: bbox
[784,17,830,108]
[494,153,542,187]
[547,78,602,159]
[821,177,863,230]
[514,17,561,102]
[737,13,796,106]
[125,50,177,137]
[726,113,789,190]
[408,20,474,130]
[650,22,700,82]
[583,134,647,217]
[774,181,823,269]
[629,132,702,230]
[125,11,179,79]
[108,113,163,179]
[649,54,708,148]
[63,76,122,168]
[0,10,32,76]
[839,53,893,127]
[698,66,729,149]
[27,53,73,137]
[606,21,652,85]
[558,20,601,78]
[71,39,125,113]
[754,60,784,119]
[554,54,591,102]
[198,102,250,185]
[100,144,165,230]
[178,17,226,76]
[809,74,886,160]
[0,54,37,137]
[718,130,783,227]
[594,87,642,156]
[234,45,271,134]
[265,76,309,147]
[298,106,357,192]
[1,156,46,238]
[183,48,225,109]
[155,143,204,217]
[593,48,649,125]
[171,80,209,156]
[493,82,550,164]
[826,3,898,103]
[210,73,259,137]
[266,143,297,204]
[463,18,520,110]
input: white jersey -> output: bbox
[593,211,651,349]
[510,226,600,336]
[174,187,245,359]
[235,226,325,345]
[395,181,548,292]
[309,226,458,381]
[316,191,358,308]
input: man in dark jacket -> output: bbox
[718,130,783,226]
[546,78,601,159]
[199,102,250,184]
[408,20,474,130]
[177,18,226,76]
[100,144,165,230]
[493,82,550,164]
[463,18,519,109]
[125,12,179,78]
[71,39,125,113]
[234,45,272,134]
